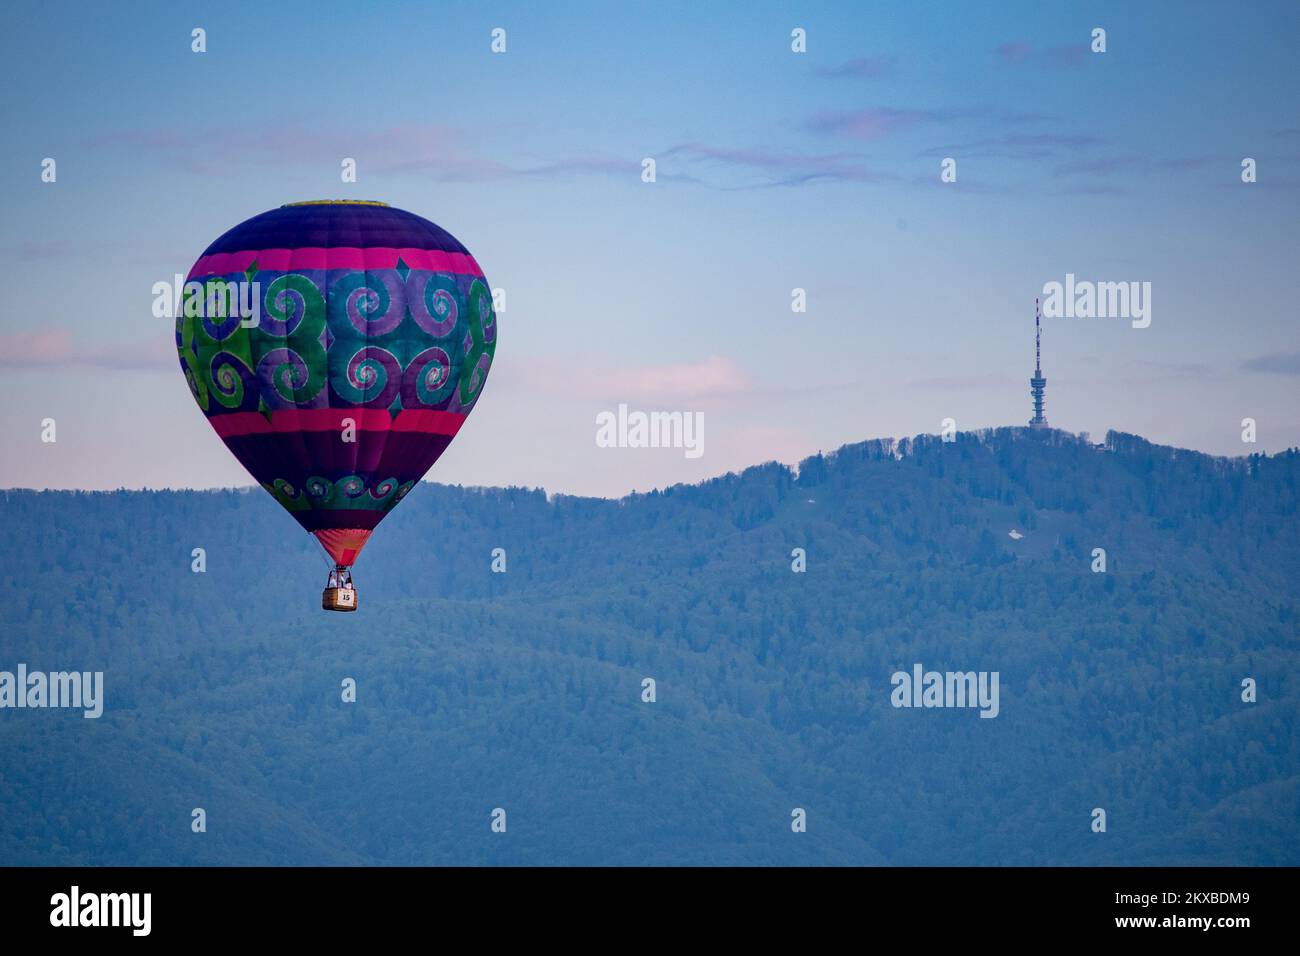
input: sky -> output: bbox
[1,0,1297,498]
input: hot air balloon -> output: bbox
[176,200,497,610]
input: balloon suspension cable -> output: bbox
[311,535,337,570]
[310,533,354,575]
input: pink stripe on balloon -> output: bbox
[209,409,466,438]
[392,410,466,435]
[187,248,485,280]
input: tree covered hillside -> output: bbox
[0,427,1296,865]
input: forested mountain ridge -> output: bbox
[1,427,1297,865]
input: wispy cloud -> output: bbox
[1053,153,1213,177]
[95,111,1082,193]
[810,105,1058,146]
[996,41,1088,69]
[523,143,895,189]
[996,41,1033,65]
[95,124,516,181]
[522,155,639,177]
[1243,353,1300,376]
[1044,44,1088,68]
[602,355,753,400]
[1122,360,1218,381]
[815,56,895,79]
[98,121,900,191]
[1007,133,1103,150]
[0,239,175,264]
[4,240,84,260]
[917,131,1105,162]
[903,372,1018,389]
[659,143,893,187]
[805,107,939,141]
[1052,182,1128,196]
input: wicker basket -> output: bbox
[322,587,359,612]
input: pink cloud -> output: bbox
[727,424,816,466]
[513,355,755,403]
[1,329,73,365]
[997,41,1033,64]
[997,41,1087,69]
[602,355,752,400]
[0,328,175,370]
[805,107,935,141]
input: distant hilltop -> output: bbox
[2,426,1290,502]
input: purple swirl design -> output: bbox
[480,285,497,345]
[344,346,401,408]
[257,347,311,407]
[261,283,309,338]
[195,276,246,342]
[400,346,453,408]
[344,270,404,337]
[406,272,460,338]
[272,478,299,499]
[208,350,254,409]
[447,352,492,413]
[464,351,492,399]
[370,477,398,501]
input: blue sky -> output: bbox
[1,1,1297,496]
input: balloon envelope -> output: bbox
[176,200,497,565]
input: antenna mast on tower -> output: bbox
[1029,298,1048,429]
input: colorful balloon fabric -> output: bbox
[176,201,497,566]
